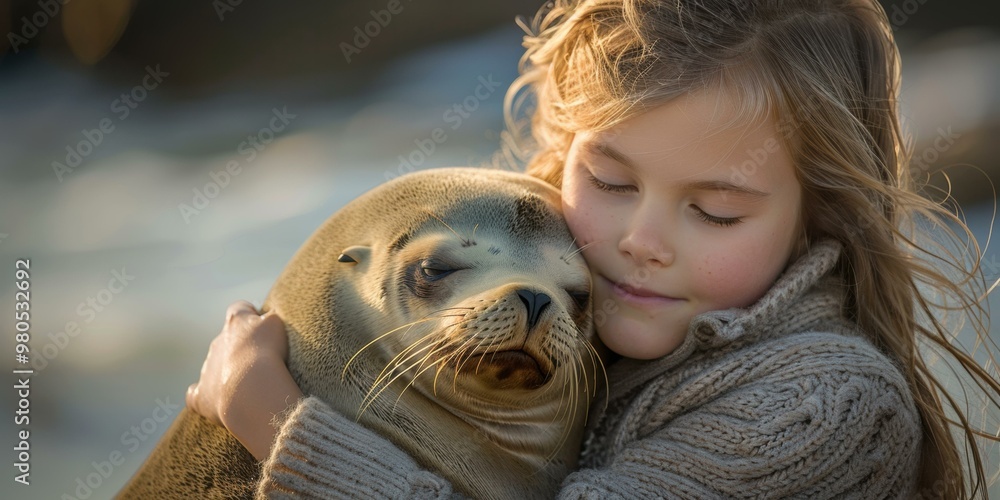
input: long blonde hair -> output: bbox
[496,0,1000,497]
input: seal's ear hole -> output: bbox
[338,245,371,264]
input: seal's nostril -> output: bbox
[517,289,552,329]
[536,293,551,316]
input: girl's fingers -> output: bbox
[226,300,259,323]
[185,383,199,412]
[258,310,283,328]
[258,312,288,341]
[186,383,222,426]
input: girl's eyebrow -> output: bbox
[683,179,771,199]
[585,142,771,199]
[586,142,638,171]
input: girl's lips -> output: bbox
[605,276,683,306]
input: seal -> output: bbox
[117,168,601,499]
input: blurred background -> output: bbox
[0,1,997,498]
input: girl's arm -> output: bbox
[189,304,922,498]
[250,342,920,499]
[186,301,459,498]
[258,396,459,498]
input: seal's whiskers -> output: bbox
[424,210,475,246]
[372,315,475,392]
[360,340,437,414]
[576,326,609,413]
[445,329,493,392]
[454,324,497,377]
[563,239,604,261]
[344,315,442,379]
[362,315,479,414]
[474,326,513,375]
[393,356,452,413]
[393,320,481,410]
[372,334,438,390]
[345,306,473,379]
[559,237,579,263]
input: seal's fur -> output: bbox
[117,168,598,499]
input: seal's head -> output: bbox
[263,168,601,498]
[344,184,596,418]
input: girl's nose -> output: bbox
[619,219,674,268]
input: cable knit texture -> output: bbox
[257,238,922,499]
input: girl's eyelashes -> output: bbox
[586,169,743,227]
[691,205,743,227]
[586,173,635,193]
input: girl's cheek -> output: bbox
[694,243,777,308]
[566,210,598,248]
[563,192,599,245]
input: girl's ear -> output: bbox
[337,245,371,264]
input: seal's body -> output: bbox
[118,168,598,499]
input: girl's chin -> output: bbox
[595,318,686,360]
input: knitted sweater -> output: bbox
[256,239,923,498]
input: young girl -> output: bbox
[186,0,1000,497]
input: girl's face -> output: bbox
[561,88,804,360]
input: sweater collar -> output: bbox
[600,237,846,401]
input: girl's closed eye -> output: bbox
[586,171,744,227]
[586,172,635,194]
[689,205,743,227]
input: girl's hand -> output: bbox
[185,301,304,461]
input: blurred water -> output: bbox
[0,23,997,500]
[0,24,525,499]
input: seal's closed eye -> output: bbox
[419,258,457,279]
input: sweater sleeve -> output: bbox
[258,337,922,499]
[255,396,461,499]
[557,337,924,499]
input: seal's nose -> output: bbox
[516,289,552,329]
